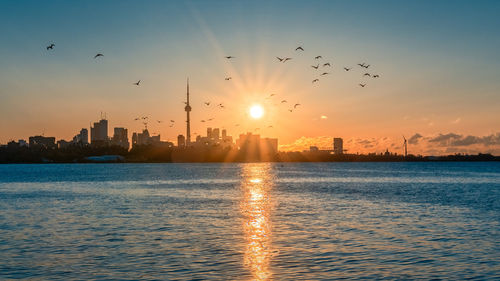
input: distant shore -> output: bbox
[1,144,498,163]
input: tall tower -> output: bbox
[185,78,192,145]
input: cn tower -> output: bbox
[185,78,192,145]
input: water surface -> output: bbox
[1,162,499,280]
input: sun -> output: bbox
[249,104,264,119]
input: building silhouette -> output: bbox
[333,138,343,155]
[91,118,108,145]
[177,135,186,148]
[29,135,56,149]
[72,128,88,145]
[236,132,278,161]
[112,127,129,149]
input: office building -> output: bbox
[333,138,343,155]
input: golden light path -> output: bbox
[240,164,274,280]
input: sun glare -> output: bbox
[250,105,264,119]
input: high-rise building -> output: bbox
[91,119,108,144]
[185,79,192,145]
[177,135,186,148]
[212,128,220,141]
[333,138,343,155]
[207,127,212,139]
[72,128,89,145]
[112,127,129,149]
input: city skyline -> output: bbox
[1,1,500,155]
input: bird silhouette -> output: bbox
[283,57,292,62]
[363,64,370,69]
[359,83,366,87]
[311,64,319,69]
[321,72,329,76]
[134,80,141,86]
[225,77,232,80]
[323,63,331,67]
[315,56,322,59]
[357,63,366,67]
[170,120,175,122]
[373,74,380,78]
[288,109,293,112]
[46,43,55,50]
[225,56,234,59]
[344,67,351,71]
[94,53,103,59]
[294,103,301,108]
[281,100,287,103]
[276,57,284,62]
[204,102,210,106]
[157,120,162,123]
[201,120,205,123]
[295,46,304,51]
[363,73,371,77]
[312,79,319,83]
[134,118,140,121]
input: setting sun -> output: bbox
[249,105,264,119]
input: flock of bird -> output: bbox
[45,41,382,134]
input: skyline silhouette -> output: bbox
[1,1,499,155]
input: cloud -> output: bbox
[280,132,500,155]
[408,133,423,144]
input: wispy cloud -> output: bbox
[280,132,500,155]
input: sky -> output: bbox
[1,0,499,155]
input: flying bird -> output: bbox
[225,77,232,80]
[321,72,329,76]
[288,109,293,112]
[157,120,162,123]
[170,120,175,122]
[201,120,205,123]
[315,56,322,59]
[283,57,292,62]
[134,118,140,121]
[295,46,304,51]
[46,43,55,50]
[357,63,366,67]
[312,79,319,83]
[344,67,351,71]
[276,57,284,62]
[363,73,371,77]
[281,100,287,103]
[359,83,366,87]
[225,56,235,59]
[294,103,301,108]
[133,80,141,86]
[94,53,103,59]
[207,118,214,121]
[373,74,380,78]
[311,64,319,69]
[323,63,331,67]
[204,102,210,106]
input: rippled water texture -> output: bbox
[1,162,499,280]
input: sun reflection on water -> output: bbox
[240,164,274,281]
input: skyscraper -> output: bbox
[91,118,108,145]
[333,138,343,155]
[112,127,129,150]
[185,79,192,145]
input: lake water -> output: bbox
[1,162,499,280]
